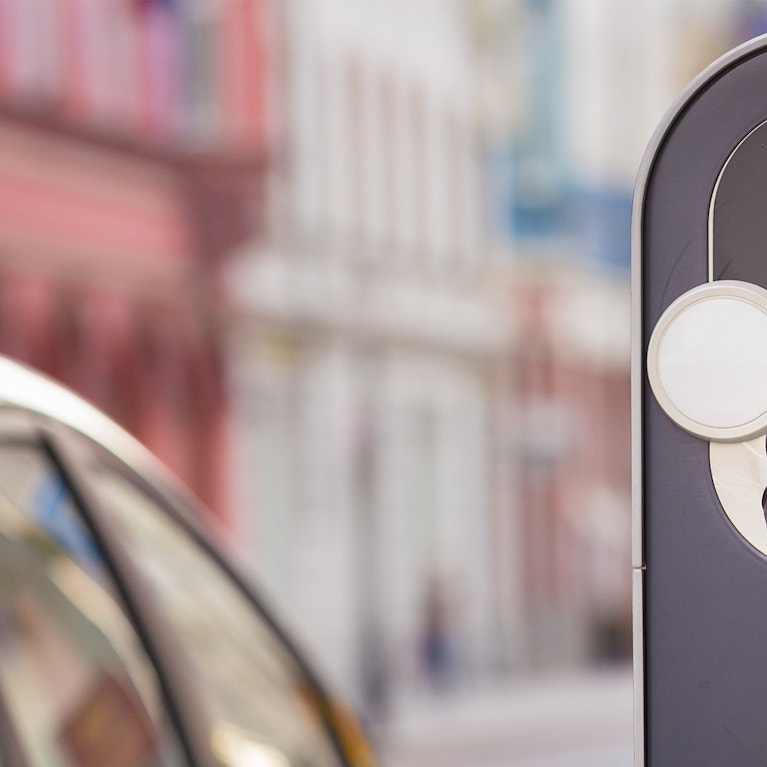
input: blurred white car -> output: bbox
[0,356,374,767]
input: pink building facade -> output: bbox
[0,0,272,522]
[509,267,632,666]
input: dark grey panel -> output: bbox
[713,119,767,286]
[642,46,767,766]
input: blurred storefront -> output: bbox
[0,0,273,521]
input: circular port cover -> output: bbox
[647,280,767,442]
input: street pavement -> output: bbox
[376,665,633,767]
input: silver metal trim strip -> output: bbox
[631,33,767,767]
[632,569,645,767]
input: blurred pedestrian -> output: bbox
[419,575,456,690]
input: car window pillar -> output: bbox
[39,425,219,767]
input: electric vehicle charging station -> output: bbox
[635,35,767,766]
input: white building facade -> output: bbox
[227,0,511,715]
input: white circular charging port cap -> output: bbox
[647,280,767,442]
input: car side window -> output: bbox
[0,443,189,767]
[85,459,347,767]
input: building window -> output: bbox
[345,55,363,250]
[379,73,396,254]
[181,3,220,142]
[4,0,62,104]
[409,85,427,262]
[73,0,138,129]
[446,111,463,269]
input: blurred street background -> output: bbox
[0,0,765,763]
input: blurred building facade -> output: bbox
[228,0,511,714]
[505,263,631,665]
[472,0,761,667]
[0,0,272,519]
[1,0,761,731]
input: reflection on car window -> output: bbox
[87,464,344,767]
[0,444,189,767]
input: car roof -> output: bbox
[0,355,179,496]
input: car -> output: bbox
[0,355,375,767]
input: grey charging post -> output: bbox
[634,34,767,767]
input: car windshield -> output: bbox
[85,458,345,767]
[0,441,188,767]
